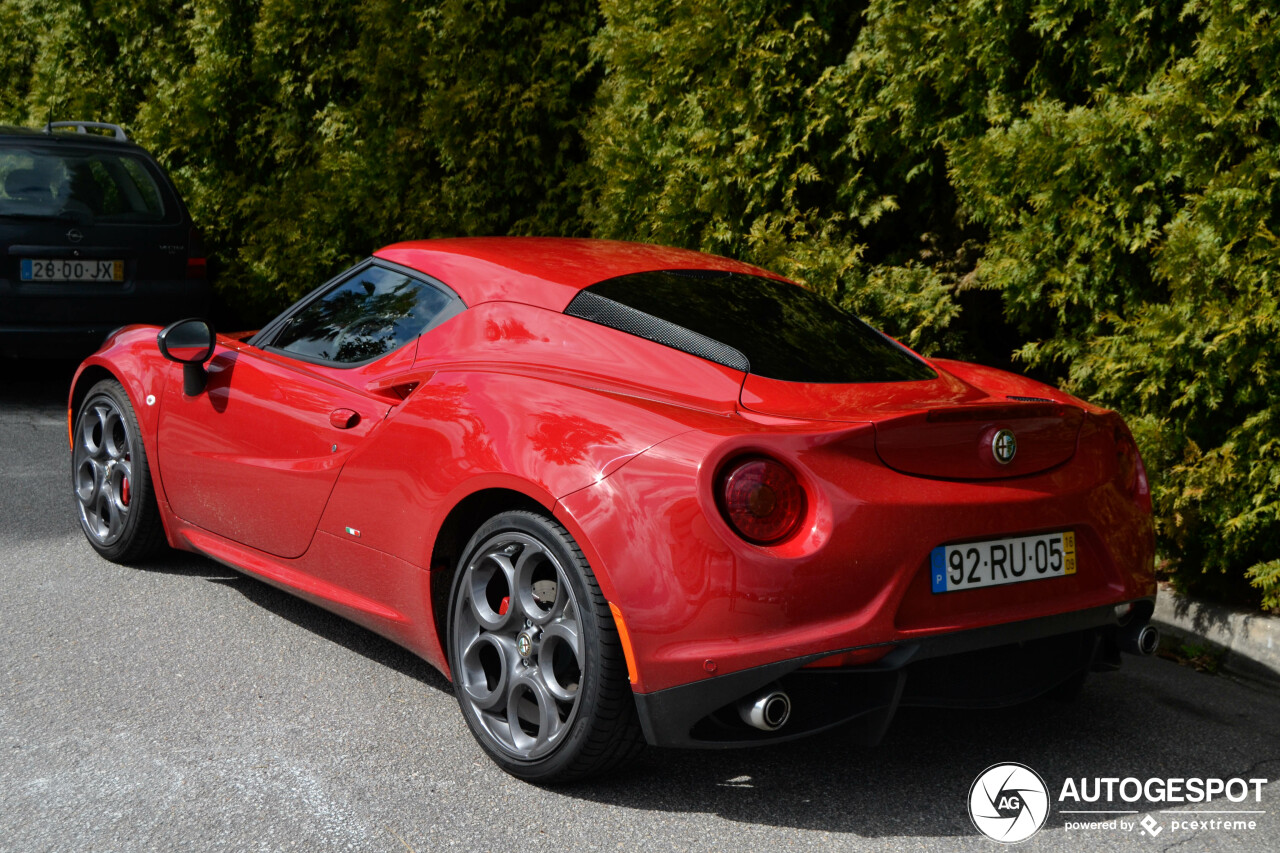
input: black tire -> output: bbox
[71,379,166,564]
[447,510,644,782]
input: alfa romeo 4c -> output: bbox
[69,238,1158,781]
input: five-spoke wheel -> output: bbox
[74,392,135,546]
[448,511,642,781]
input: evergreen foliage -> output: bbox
[2,0,1276,608]
[3,0,596,312]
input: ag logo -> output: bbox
[969,762,1049,844]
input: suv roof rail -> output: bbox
[44,121,129,142]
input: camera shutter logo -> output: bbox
[969,763,1050,844]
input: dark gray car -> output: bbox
[0,121,209,358]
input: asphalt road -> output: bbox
[3,360,1278,853]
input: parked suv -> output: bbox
[0,121,209,358]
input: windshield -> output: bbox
[0,143,171,224]
[565,269,936,383]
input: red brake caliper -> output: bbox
[498,596,509,616]
[121,476,130,506]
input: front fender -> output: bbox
[69,325,174,512]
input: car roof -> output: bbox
[0,125,50,137]
[374,237,789,310]
[0,125,144,151]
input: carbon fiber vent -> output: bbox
[1007,395,1054,403]
[565,290,750,372]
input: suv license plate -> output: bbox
[21,259,124,282]
[930,531,1076,593]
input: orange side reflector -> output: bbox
[608,602,640,686]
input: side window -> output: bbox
[273,265,456,364]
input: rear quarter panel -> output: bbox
[558,411,1155,694]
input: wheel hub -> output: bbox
[516,630,536,658]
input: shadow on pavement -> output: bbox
[146,550,452,695]
[143,543,1280,841]
[114,536,1280,842]
[561,666,1280,840]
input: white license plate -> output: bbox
[930,531,1076,593]
[21,259,123,282]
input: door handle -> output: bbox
[329,408,360,429]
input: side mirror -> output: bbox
[158,318,216,396]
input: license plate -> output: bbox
[20,259,124,282]
[930,531,1076,593]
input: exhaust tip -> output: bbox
[1122,623,1160,656]
[738,689,792,731]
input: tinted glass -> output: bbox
[567,270,936,383]
[274,266,455,364]
[0,143,170,223]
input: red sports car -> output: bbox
[68,238,1158,781]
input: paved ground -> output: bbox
[2,360,1278,852]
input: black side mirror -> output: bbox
[158,318,216,396]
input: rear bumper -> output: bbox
[0,323,124,358]
[0,279,209,358]
[632,598,1153,747]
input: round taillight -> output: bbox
[718,457,806,544]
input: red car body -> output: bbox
[69,237,1156,766]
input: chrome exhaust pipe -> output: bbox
[738,688,791,731]
[1122,623,1160,656]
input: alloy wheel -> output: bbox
[451,531,586,761]
[73,395,135,547]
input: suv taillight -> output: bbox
[187,227,207,279]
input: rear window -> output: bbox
[565,270,936,383]
[0,143,171,224]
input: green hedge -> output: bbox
[4,0,597,314]
[3,0,1276,608]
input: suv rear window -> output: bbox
[565,270,936,383]
[0,143,170,223]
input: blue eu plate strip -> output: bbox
[20,259,32,280]
[930,546,947,593]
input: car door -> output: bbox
[156,260,463,559]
